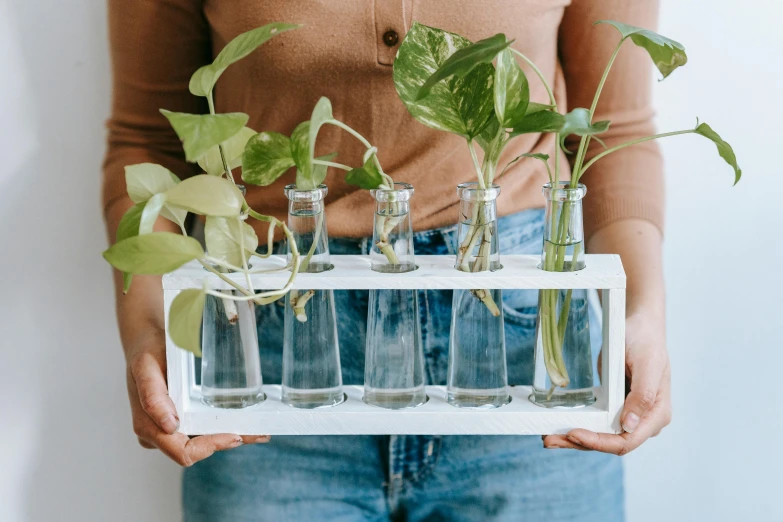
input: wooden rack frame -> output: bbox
[164,254,625,435]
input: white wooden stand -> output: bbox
[164,255,625,435]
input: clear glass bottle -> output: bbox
[447,182,509,408]
[531,182,596,408]
[281,184,344,409]
[201,293,265,408]
[364,183,426,409]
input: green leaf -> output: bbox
[475,117,501,153]
[501,152,551,178]
[103,232,204,274]
[160,110,249,162]
[393,22,496,139]
[291,121,316,189]
[345,155,384,189]
[124,163,187,230]
[510,110,565,137]
[309,97,333,162]
[241,131,295,186]
[596,20,687,79]
[165,175,244,216]
[139,193,167,235]
[694,122,742,185]
[168,289,206,356]
[525,102,555,115]
[116,203,144,243]
[494,48,529,128]
[189,23,301,97]
[559,108,610,142]
[125,163,180,203]
[416,33,512,101]
[115,203,146,294]
[197,126,256,176]
[205,216,259,267]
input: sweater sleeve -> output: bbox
[559,0,665,240]
[102,0,211,219]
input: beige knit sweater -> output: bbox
[103,0,663,241]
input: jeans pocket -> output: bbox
[502,304,538,329]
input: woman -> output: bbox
[104,1,671,520]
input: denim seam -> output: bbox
[406,436,442,487]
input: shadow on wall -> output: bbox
[0,2,180,521]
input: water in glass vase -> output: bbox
[364,287,426,410]
[531,289,595,407]
[201,294,265,408]
[282,288,344,408]
[448,288,510,408]
[281,184,344,409]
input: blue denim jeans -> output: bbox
[183,208,624,521]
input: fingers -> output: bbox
[129,352,179,434]
[140,432,271,465]
[543,435,589,451]
[546,377,672,455]
[154,433,243,466]
[622,350,667,434]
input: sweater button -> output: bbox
[383,30,399,47]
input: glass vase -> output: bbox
[281,184,344,409]
[530,182,596,408]
[364,183,426,409]
[447,183,509,408]
[201,292,265,408]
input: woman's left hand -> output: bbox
[543,312,672,455]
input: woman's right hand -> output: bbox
[109,202,270,466]
[123,321,270,466]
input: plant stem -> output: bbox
[300,210,324,273]
[510,48,557,108]
[467,140,486,189]
[207,92,238,187]
[571,39,625,183]
[312,159,352,172]
[578,129,695,180]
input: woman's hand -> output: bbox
[108,201,269,466]
[544,218,671,455]
[543,312,671,454]
[124,324,270,466]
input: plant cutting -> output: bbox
[102,22,303,364]
[240,96,411,408]
[241,96,406,314]
[394,21,740,406]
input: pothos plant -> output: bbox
[103,23,306,356]
[394,21,740,394]
[239,95,402,321]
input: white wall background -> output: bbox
[0,0,779,521]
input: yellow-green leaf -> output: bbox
[197,126,257,176]
[165,175,244,216]
[168,289,206,356]
[125,164,188,229]
[160,110,249,162]
[103,232,204,274]
[205,216,259,267]
[189,23,301,97]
